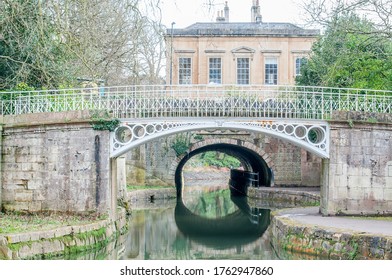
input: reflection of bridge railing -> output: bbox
[1,85,391,119]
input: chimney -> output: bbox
[216,10,225,22]
[251,0,262,22]
[224,1,230,22]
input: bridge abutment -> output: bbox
[322,118,392,215]
[1,111,112,214]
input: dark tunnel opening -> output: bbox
[174,143,272,197]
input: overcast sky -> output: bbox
[161,0,308,28]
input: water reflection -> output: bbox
[175,196,270,249]
[121,189,278,260]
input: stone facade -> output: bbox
[321,117,392,215]
[1,111,111,214]
[166,2,319,85]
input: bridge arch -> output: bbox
[111,119,329,159]
[172,138,274,197]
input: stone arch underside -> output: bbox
[111,119,329,195]
[174,141,273,197]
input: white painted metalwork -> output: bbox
[111,118,330,159]
[1,85,391,119]
[2,84,388,159]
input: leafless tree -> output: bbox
[302,0,392,38]
[0,0,166,89]
[51,0,165,85]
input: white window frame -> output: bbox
[264,57,278,85]
[208,57,222,84]
[236,57,250,85]
[178,57,192,85]
[295,57,307,77]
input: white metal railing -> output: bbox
[1,85,391,120]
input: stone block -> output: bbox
[26,179,44,190]
[0,237,7,246]
[383,188,392,200]
[348,175,371,189]
[28,201,42,212]
[388,163,392,177]
[347,187,365,200]
[54,227,73,238]
[42,200,68,212]
[0,246,13,260]
[344,199,362,213]
[1,190,15,202]
[29,232,42,242]
[18,242,44,259]
[33,190,46,201]
[333,186,348,200]
[38,230,56,240]
[4,202,29,212]
[42,240,64,255]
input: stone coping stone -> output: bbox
[271,207,392,259]
[0,217,114,245]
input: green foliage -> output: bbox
[189,151,241,169]
[0,211,106,234]
[0,0,75,90]
[13,82,35,92]
[90,111,120,132]
[190,189,236,218]
[171,133,192,156]
[297,13,392,90]
[193,134,204,141]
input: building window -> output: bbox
[265,57,278,85]
[209,57,222,84]
[295,57,307,76]
[179,57,192,84]
[237,58,250,85]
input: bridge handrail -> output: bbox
[1,84,391,119]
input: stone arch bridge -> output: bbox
[0,85,391,217]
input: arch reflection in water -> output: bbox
[175,195,271,250]
[122,189,278,260]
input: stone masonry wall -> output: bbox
[271,210,392,260]
[0,208,127,260]
[126,131,322,187]
[322,120,392,215]
[1,111,111,214]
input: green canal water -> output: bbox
[119,189,280,260]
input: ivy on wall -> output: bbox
[90,110,120,132]
[171,133,192,156]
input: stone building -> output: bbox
[166,0,319,85]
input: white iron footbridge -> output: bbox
[1,84,391,159]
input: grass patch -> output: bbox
[126,185,172,191]
[0,212,107,234]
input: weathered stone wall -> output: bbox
[321,119,392,215]
[0,209,127,260]
[125,131,322,188]
[1,111,111,214]
[271,210,392,260]
[126,136,176,187]
[248,187,320,207]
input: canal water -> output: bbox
[119,189,280,260]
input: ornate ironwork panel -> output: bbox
[111,119,329,158]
